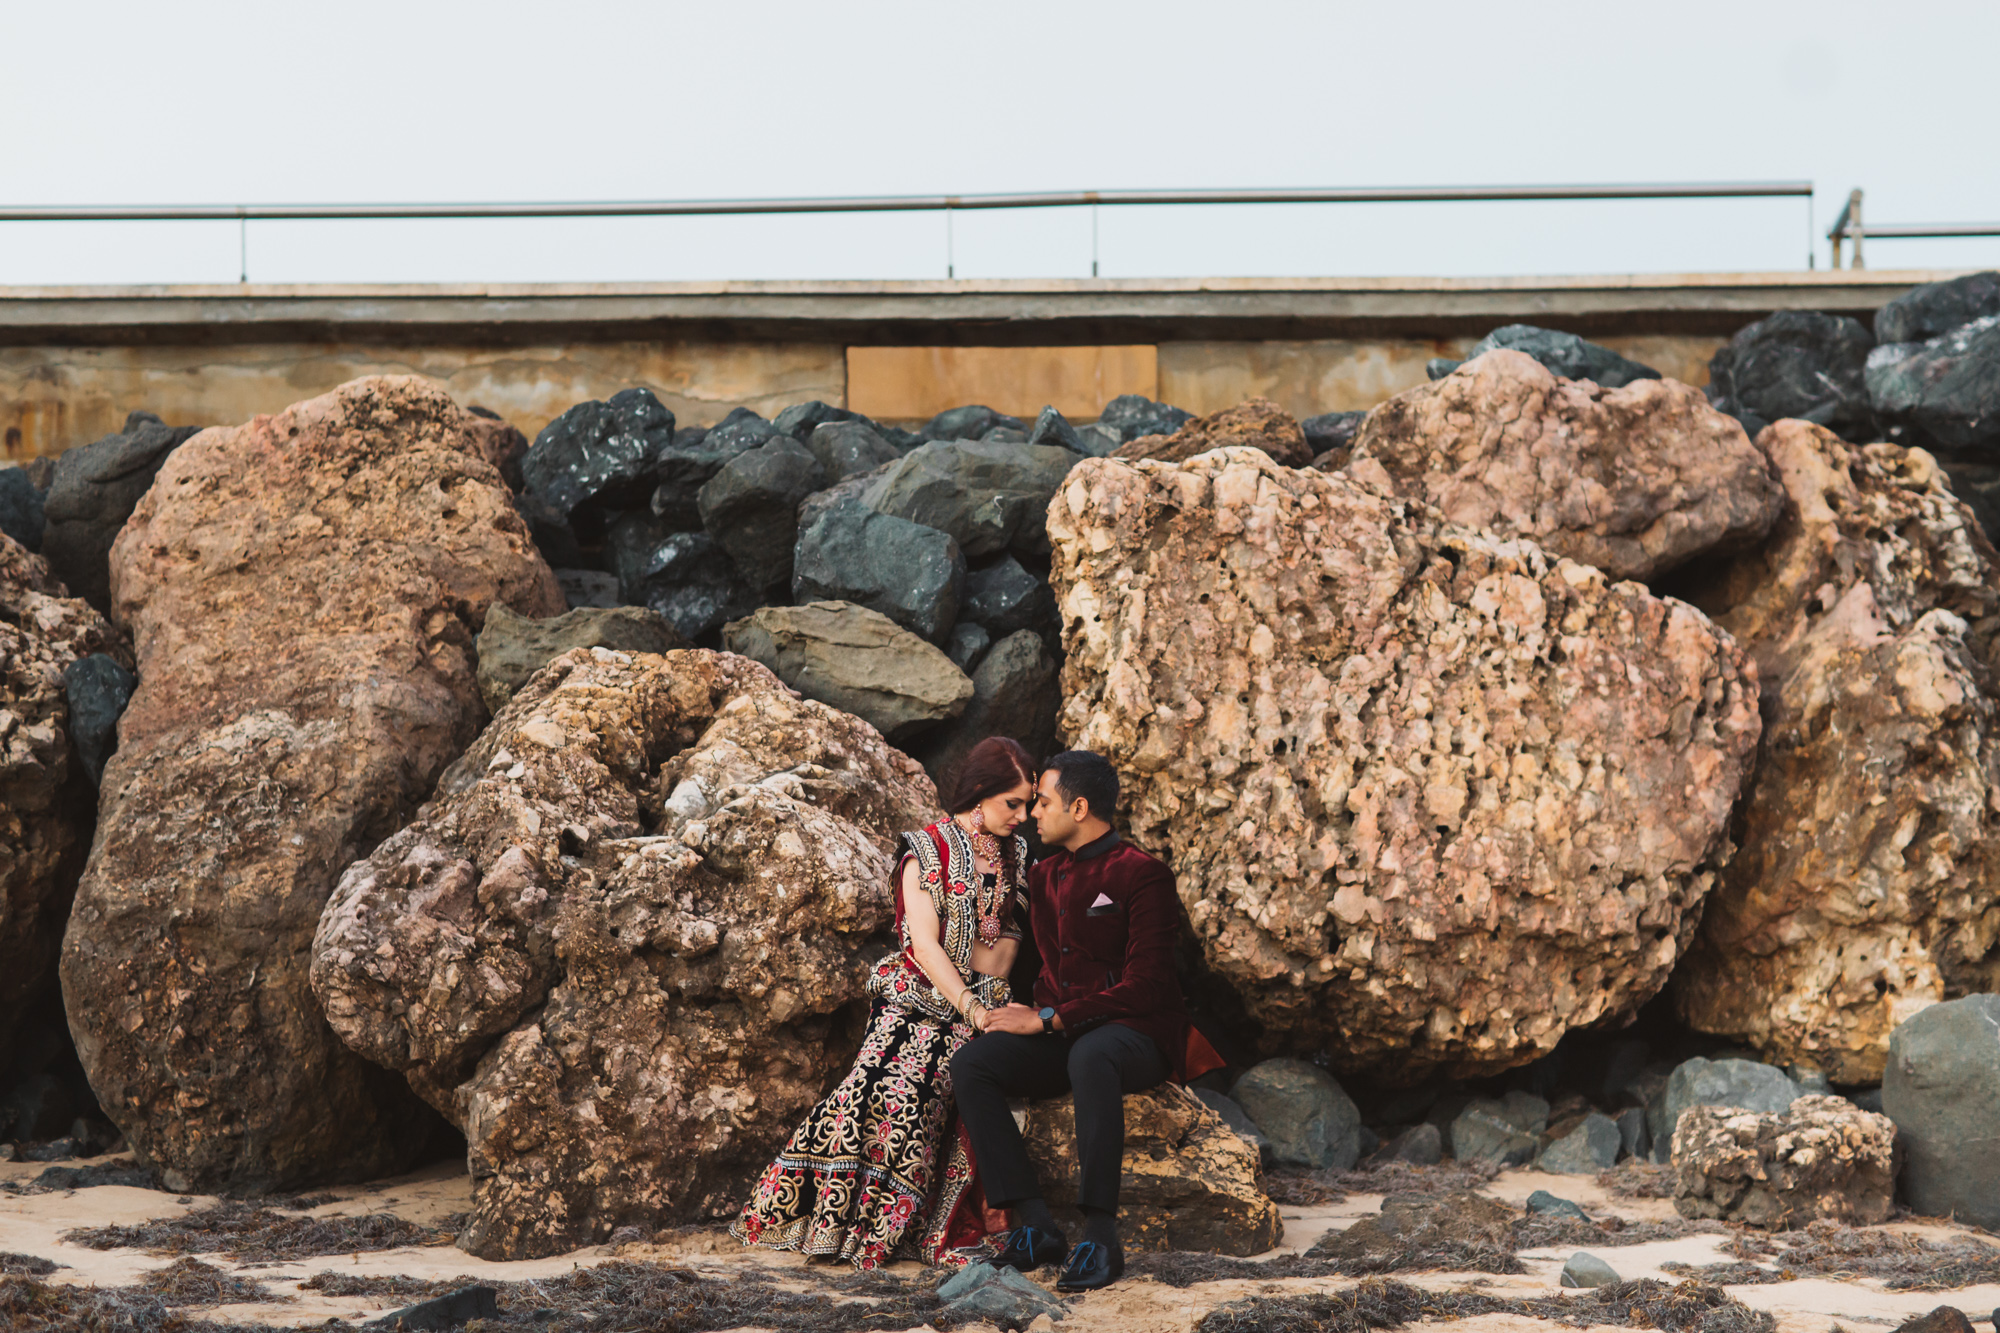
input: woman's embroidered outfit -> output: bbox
[732,819,1028,1268]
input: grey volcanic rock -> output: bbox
[1026,405,1088,454]
[1706,311,1876,440]
[1301,411,1367,460]
[1426,325,1661,388]
[603,518,759,641]
[1097,394,1192,443]
[61,653,135,786]
[805,420,903,483]
[961,555,1058,645]
[722,602,973,743]
[0,468,44,552]
[923,405,1023,441]
[1449,1096,1543,1166]
[1048,449,1762,1079]
[0,537,132,1057]
[910,630,1060,798]
[697,436,825,591]
[522,388,675,522]
[1229,1058,1361,1170]
[41,411,204,611]
[1670,422,2000,1082]
[1537,1113,1621,1173]
[555,569,619,609]
[791,498,965,643]
[1527,1190,1589,1220]
[1671,1095,1895,1227]
[936,1265,1069,1328]
[1867,315,2000,456]
[474,603,687,713]
[1648,1058,1800,1163]
[861,440,1081,560]
[1884,994,2000,1228]
[311,648,936,1258]
[773,400,855,441]
[1349,349,1783,581]
[1561,1252,1620,1289]
[61,376,564,1194]
[1192,1089,1272,1163]
[1380,1122,1443,1165]
[1877,271,2000,345]
[648,430,761,532]
[945,622,990,674]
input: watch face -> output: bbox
[1039,1007,1056,1022]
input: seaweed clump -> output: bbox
[138,1257,291,1307]
[1665,1221,2000,1291]
[62,1200,458,1261]
[1196,1276,1777,1333]
[1264,1157,1502,1206]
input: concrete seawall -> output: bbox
[0,271,1959,459]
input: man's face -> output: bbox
[1032,770,1082,848]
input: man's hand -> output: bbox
[983,1003,1046,1036]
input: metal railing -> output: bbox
[1,180,1817,282]
[1827,188,2000,269]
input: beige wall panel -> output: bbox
[0,340,846,461]
[1158,338,1476,419]
[846,345,1157,423]
[1159,334,1728,420]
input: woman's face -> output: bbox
[979,780,1035,837]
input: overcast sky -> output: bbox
[4,0,1995,286]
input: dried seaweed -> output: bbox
[62,1200,458,1261]
[1263,1157,1503,1206]
[0,1253,61,1276]
[1131,1245,1524,1288]
[1596,1160,1677,1199]
[137,1257,292,1308]
[1660,1259,1789,1285]
[1514,1214,1728,1249]
[1196,1276,1777,1333]
[295,1270,457,1299]
[1700,1221,2000,1291]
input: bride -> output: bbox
[733,736,1036,1268]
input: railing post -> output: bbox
[1846,188,1864,270]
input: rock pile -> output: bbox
[0,536,131,1057]
[1670,420,2000,1083]
[60,376,563,1194]
[311,647,936,1259]
[1047,447,1762,1079]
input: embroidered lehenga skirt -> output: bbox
[729,999,992,1267]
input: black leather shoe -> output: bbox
[1055,1238,1124,1292]
[988,1224,1068,1273]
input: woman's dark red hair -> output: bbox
[943,736,1036,814]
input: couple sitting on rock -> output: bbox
[733,737,1211,1292]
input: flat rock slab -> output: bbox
[1048,448,1761,1079]
[723,601,972,743]
[61,375,564,1194]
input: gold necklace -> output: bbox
[956,814,1006,946]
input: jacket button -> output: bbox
[1062,946,1071,954]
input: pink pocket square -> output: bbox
[1090,893,1114,908]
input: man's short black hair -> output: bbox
[1041,750,1119,824]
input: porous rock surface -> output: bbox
[60,375,564,1194]
[1114,396,1312,468]
[312,647,938,1260]
[1671,420,2000,1083]
[1026,1083,1281,1255]
[1347,349,1783,581]
[1047,448,1761,1080]
[1671,1095,1895,1228]
[0,536,131,1055]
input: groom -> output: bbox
[949,749,1190,1293]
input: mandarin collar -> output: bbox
[1072,829,1121,862]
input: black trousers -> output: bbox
[949,1023,1169,1216]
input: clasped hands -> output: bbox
[980,1003,1048,1036]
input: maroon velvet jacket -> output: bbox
[1029,831,1192,1081]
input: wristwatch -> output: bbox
[1039,1006,1058,1034]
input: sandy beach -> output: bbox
[7,1151,1997,1332]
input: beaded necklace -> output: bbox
[955,809,1007,945]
